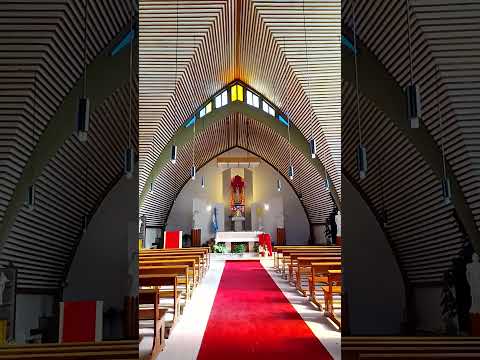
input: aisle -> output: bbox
[197,260,333,359]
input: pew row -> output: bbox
[0,340,138,359]
[342,337,480,360]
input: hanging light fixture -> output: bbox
[170,144,177,164]
[277,178,282,192]
[353,0,367,179]
[309,139,316,159]
[191,89,196,181]
[287,114,294,180]
[77,0,90,142]
[201,175,205,188]
[149,181,154,194]
[324,175,331,191]
[288,165,294,180]
[436,66,451,205]
[25,184,35,211]
[357,144,367,179]
[302,0,316,159]
[406,0,421,128]
[81,215,88,234]
[26,73,38,212]
[124,148,135,179]
[124,1,135,180]
[442,177,451,205]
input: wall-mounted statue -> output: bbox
[467,253,480,334]
[0,272,9,306]
[192,210,200,229]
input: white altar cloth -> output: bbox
[215,231,262,252]
[215,231,262,243]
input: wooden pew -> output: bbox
[139,254,204,281]
[0,340,138,359]
[138,288,167,360]
[273,246,341,271]
[322,269,341,328]
[139,273,179,357]
[308,261,341,306]
[140,265,191,300]
[342,337,480,360]
[287,252,341,283]
[141,248,210,270]
[294,257,341,295]
[139,258,198,287]
[278,248,341,277]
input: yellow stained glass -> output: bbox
[206,102,212,114]
[237,85,244,101]
[231,85,244,102]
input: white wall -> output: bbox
[167,148,310,245]
[63,171,138,312]
[343,175,406,334]
[167,160,224,243]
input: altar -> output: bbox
[215,231,262,252]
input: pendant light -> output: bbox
[436,66,451,205]
[324,173,331,191]
[171,0,179,167]
[26,73,38,211]
[277,178,282,192]
[302,0,316,159]
[353,0,367,179]
[149,181,154,194]
[191,95,196,181]
[170,145,177,164]
[81,130,89,234]
[287,115,294,180]
[25,184,35,211]
[77,0,90,142]
[124,2,135,180]
[406,0,421,128]
[82,214,88,234]
[201,87,206,189]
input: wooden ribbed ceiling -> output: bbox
[141,114,334,227]
[0,1,134,289]
[342,0,480,284]
[139,0,342,215]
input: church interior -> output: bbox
[0,0,479,359]
[137,0,341,359]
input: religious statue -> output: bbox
[192,210,200,229]
[0,272,9,306]
[467,253,480,314]
[467,253,480,335]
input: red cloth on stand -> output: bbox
[258,233,272,256]
[164,230,182,248]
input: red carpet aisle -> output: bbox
[197,260,333,359]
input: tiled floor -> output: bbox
[139,254,340,360]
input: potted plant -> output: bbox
[232,243,246,257]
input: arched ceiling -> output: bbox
[342,0,480,284]
[141,113,334,227]
[0,1,135,290]
[139,0,341,199]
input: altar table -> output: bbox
[215,231,263,252]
